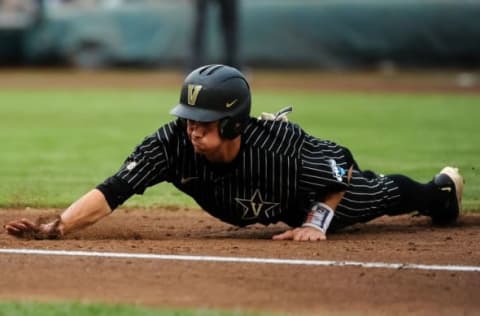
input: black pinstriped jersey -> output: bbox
[99,118,357,228]
[97,118,400,230]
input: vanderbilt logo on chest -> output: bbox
[235,189,279,220]
[187,84,202,105]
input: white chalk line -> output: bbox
[0,248,479,272]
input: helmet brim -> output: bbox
[170,103,226,122]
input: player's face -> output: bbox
[186,120,223,156]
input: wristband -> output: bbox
[302,202,334,233]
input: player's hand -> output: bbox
[272,226,326,241]
[4,217,63,239]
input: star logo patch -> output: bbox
[235,189,279,220]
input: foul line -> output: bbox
[0,248,479,273]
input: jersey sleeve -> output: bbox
[97,121,180,210]
[298,135,350,197]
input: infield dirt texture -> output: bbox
[0,70,479,315]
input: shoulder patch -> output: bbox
[329,159,346,182]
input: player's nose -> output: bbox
[189,123,205,138]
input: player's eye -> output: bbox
[187,120,216,129]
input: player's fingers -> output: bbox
[293,229,308,241]
[290,227,320,241]
[18,218,37,229]
[303,230,326,241]
[4,218,39,236]
[5,221,29,231]
[301,231,319,241]
[297,228,319,241]
[6,218,33,227]
[272,230,293,240]
[272,230,294,240]
[5,224,26,236]
[4,224,19,233]
[306,233,319,241]
[9,219,37,231]
[313,233,327,241]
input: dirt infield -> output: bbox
[1,208,479,315]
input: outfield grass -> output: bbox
[0,89,478,210]
[0,302,266,316]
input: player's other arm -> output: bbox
[273,166,353,241]
[272,191,344,241]
[5,189,111,239]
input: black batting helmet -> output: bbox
[170,64,251,139]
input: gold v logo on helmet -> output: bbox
[187,84,202,106]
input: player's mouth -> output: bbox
[191,139,206,152]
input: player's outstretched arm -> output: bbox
[4,189,111,239]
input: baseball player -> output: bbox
[5,64,464,241]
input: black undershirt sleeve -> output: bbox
[96,175,136,211]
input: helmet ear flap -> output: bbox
[219,117,243,139]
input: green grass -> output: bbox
[0,89,479,210]
[0,302,265,316]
